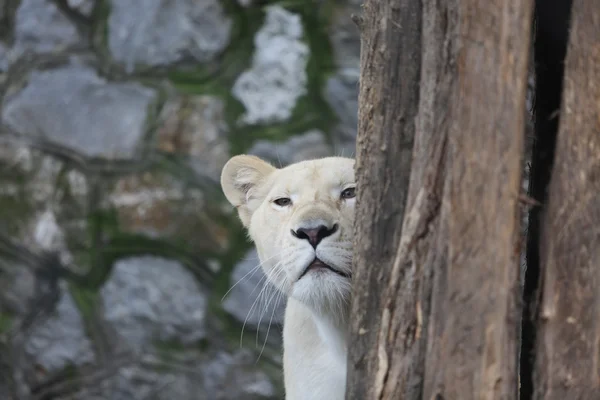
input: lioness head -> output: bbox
[221,155,355,315]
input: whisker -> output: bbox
[221,251,284,302]
[240,259,286,348]
[256,287,284,363]
[255,266,285,346]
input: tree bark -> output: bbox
[520,0,573,397]
[345,0,422,398]
[531,1,600,398]
[423,1,533,399]
[347,0,533,399]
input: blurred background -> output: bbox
[0,0,360,399]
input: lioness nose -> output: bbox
[291,224,338,248]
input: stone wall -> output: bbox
[0,0,360,399]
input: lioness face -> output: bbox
[221,155,355,313]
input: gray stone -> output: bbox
[325,72,359,157]
[0,262,36,317]
[67,0,95,16]
[0,140,84,264]
[0,41,9,73]
[248,130,333,166]
[325,1,361,156]
[24,282,95,372]
[203,350,276,399]
[76,360,203,400]
[2,62,157,160]
[157,95,230,182]
[72,350,277,400]
[232,5,309,125]
[13,0,82,56]
[223,249,286,328]
[101,256,207,351]
[328,3,361,70]
[107,171,227,254]
[108,0,232,73]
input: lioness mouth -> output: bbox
[299,258,351,280]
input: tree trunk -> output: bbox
[347,0,533,399]
[531,1,600,398]
[346,0,422,396]
[520,0,573,397]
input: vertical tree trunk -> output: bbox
[520,0,573,397]
[347,0,533,399]
[346,0,422,397]
[531,1,600,398]
[423,1,533,399]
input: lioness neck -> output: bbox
[312,307,349,361]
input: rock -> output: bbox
[223,249,286,328]
[109,172,204,236]
[67,0,95,16]
[157,95,230,182]
[325,72,359,156]
[248,130,333,166]
[328,2,361,71]
[108,0,232,73]
[0,141,86,262]
[100,256,208,351]
[75,360,203,400]
[325,1,361,156]
[2,61,157,160]
[203,350,276,399]
[72,349,277,400]
[0,41,9,73]
[232,6,309,125]
[0,261,36,316]
[13,0,82,57]
[32,209,65,251]
[24,282,95,372]
[108,170,228,253]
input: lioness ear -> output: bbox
[220,155,276,227]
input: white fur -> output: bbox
[221,156,355,400]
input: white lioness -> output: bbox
[221,155,355,400]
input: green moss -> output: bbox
[154,153,220,195]
[154,337,209,354]
[69,283,98,320]
[281,0,338,135]
[168,1,267,155]
[210,211,253,298]
[228,1,339,155]
[90,0,113,67]
[0,0,21,42]
[0,312,13,335]
[165,0,339,155]
[207,298,247,346]
[169,0,264,89]
[0,194,33,237]
[0,162,36,237]
[76,208,217,290]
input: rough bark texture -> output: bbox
[424,1,533,399]
[345,0,422,398]
[520,0,573,397]
[348,0,533,399]
[532,1,600,398]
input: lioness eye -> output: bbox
[341,187,356,199]
[273,197,292,207]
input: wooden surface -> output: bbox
[532,1,600,398]
[347,0,533,398]
[345,0,421,398]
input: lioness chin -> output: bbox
[221,155,355,400]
